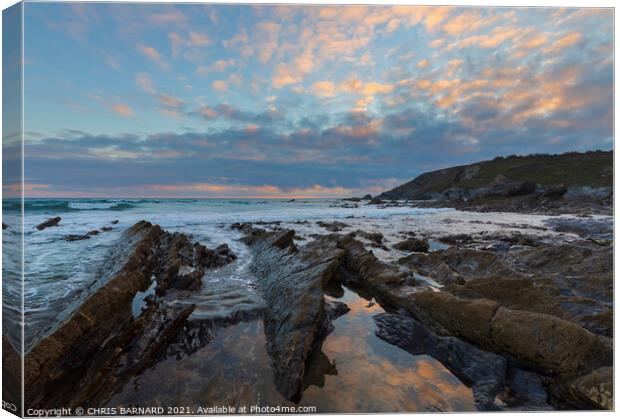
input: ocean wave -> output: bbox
[3,199,138,212]
[67,201,135,211]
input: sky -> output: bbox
[5,2,614,198]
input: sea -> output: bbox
[2,198,480,411]
[2,198,448,352]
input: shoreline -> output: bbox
[4,200,614,412]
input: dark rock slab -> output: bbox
[243,228,349,402]
[63,234,90,242]
[35,216,61,230]
[393,238,429,253]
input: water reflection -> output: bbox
[109,289,476,413]
[300,289,476,412]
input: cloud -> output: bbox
[311,80,336,97]
[228,73,243,86]
[442,10,499,36]
[212,80,228,92]
[543,32,582,54]
[197,59,236,74]
[135,73,156,93]
[111,103,135,118]
[272,63,303,88]
[156,93,184,108]
[417,59,429,68]
[136,44,169,70]
[148,9,188,26]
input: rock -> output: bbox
[25,220,237,409]
[2,222,8,230]
[63,234,91,242]
[362,194,372,200]
[25,221,165,407]
[243,229,345,402]
[542,185,567,199]
[439,233,473,245]
[393,238,429,253]
[411,292,498,346]
[86,230,100,236]
[566,367,613,410]
[545,218,612,240]
[100,226,113,232]
[374,313,508,410]
[325,299,350,320]
[35,216,61,230]
[490,307,612,376]
[575,309,613,337]
[368,197,385,205]
[444,276,569,320]
[338,235,412,293]
[408,291,612,377]
[316,221,348,232]
[2,334,21,413]
[399,253,464,285]
[499,366,554,410]
[355,230,384,244]
[110,220,119,224]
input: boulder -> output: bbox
[35,217,61,230]
[393,238,429,253]
[566,367,613,410]
[86,229,100,236]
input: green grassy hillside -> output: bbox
[379,151,612,200]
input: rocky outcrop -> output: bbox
[242,228,347,402]
[377,151,612,214]
[403,291,612,409]
[35,216,61,230]
[25,221,236,409]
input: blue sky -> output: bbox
[9,3,614,197]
